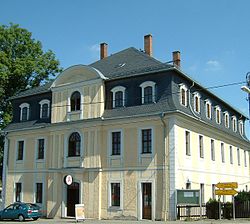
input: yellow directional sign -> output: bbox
[215,189,238,196]
[215,182,238,189]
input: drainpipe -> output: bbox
[160,112,168,221]
[2,132,9,209]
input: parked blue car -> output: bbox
[0,202,42,221]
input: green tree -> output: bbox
[0,23,62,175]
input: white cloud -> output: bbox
[205,60,222,72]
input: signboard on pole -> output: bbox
[75,204,85,222]
[215,182,238,189]
[176,189,200,205]
[215,189,238,196]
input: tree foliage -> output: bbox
[0,23,62,171]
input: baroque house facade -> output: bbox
[2,35,250,220]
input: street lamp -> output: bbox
[241,72,250,124]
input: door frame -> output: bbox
[62,178,82,218]
[137,180,155,220]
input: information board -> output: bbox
[176,189,200,205]
[75,204,85,221]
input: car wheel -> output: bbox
[18,214,25,222]
[32,217,39,220]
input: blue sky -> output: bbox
[1,0,250,137]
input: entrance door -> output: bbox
[67,182,79,217]
[142,183,152,219]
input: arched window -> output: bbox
[39,99,50,119]
[193,92,201,113]
[232,116,237,132]
[224,112,229,128]
[179,84,188,107]
[111,86,126,108]
[19,103,30,121]
[205,99,212,119]
[215,106,221,124]
[115,91,123,107]
[71,91,81,111]
[68,132,81,157]
[140,81,156,104]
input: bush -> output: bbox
[235,191,250,202]
[206,198,219,219]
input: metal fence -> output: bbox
[177,204,206,220]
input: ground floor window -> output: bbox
[111,183,120,207]
[15,183,22,202]
[36,183,43,203]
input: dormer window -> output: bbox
[140,81,156,104]
[232,116,237,132]
[179,84,188,107]
[111,86,126,108]
[205,100,212,119]
[215,106,221,124]
[19,103,30,121]
[193,92,201,113]
[239,120,244,135]
[224,112,229,128]
[71,91,81,111]
[39,99,50,119]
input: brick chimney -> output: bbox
[100,43,108,59]
[144,34,153,56]
[172,51,181,67]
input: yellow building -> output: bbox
[2,35,250,220]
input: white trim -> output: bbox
[14,181,23,202]
[137,180,155,220]
[33,181,45,205]
[67,89,84,121]
[64,130,84,167]
[39,99,50,119]
[224,111,230,128]
[34,137,47,163]
[108,180,123,210]
[19,103,30,121]
[232,116,237,132]
[138,126,154,163]
[239,120,244,136]
[140,81,156,104]
[107,129,124,166]
[15,139,25,163]
[205,99,212,120]
[179,83,188,107]
[193,92,201,113]
[215,106,221,124]
[111,86,126,108]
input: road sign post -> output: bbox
[215,182,238,220]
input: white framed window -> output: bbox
[221,142,225,163]
[39,99,50,118]
[230,145,233,164]
[244,150,247,167]
[185,131,191,156]
[205,100,212,120]
[212,184,216,199]
[108,129,124,157]
[138,127,154,161]
[140,81,156,104]
[239,120,244,135]
[35,182,43,204]
[211,139,215,161]
[179,84,188,107]
[108,181,123,210]
[215,106,221,124]
[111,86,126,108]
[224,112,229,128]
[16,140,25,162]
[36,138,46,160]
[199,135,204,158]
[193,92,201,113]
[15,182,23,202]
[19,103,30,121]
[232,116,237,132]
[237,148,240,166]
[200,183,205,204]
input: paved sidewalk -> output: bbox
[1,218,250,223]
[5,218,248,224]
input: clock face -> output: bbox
[64,175,73,185]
